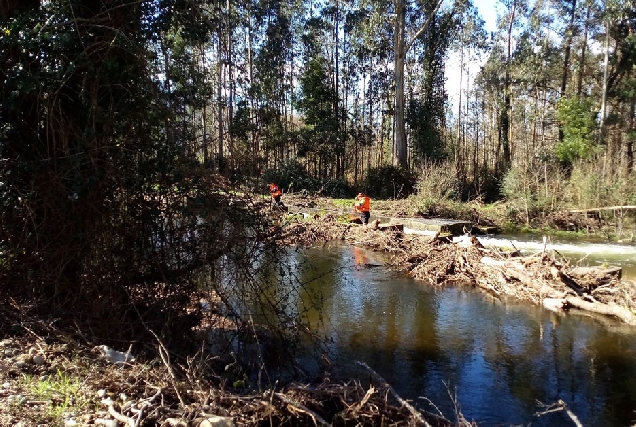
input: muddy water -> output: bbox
[291,242,636,426]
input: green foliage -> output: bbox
[263,161,352,197]
[407,99,448,161]
[564,160,636,209]
[295,53,343,176]
[555,96,597,163]
[264,159,318,192]
[501,165,541,225]
[362,165,416,199]
[414,197,474,220]
[320,179,353,198]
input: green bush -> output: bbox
[319,179,353,198]
[264,159,319,193]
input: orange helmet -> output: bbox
[357,193,364,197]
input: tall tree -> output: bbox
[392,0,444,168]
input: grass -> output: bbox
[330,198,354,209]
[18,370,92,425]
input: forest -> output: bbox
[1,0,635,395]
[0,0,635,424]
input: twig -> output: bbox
[356,361,432,427]
[148,329,187,407]
[535,399,583,427]
[274,392,330,426]
[351,386,375,413]
[101,398,135,427]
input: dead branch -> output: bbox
[274,392,330,426]
[356,361,432,427]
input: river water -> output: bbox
[472,233,636,280]
[287,241,636,426]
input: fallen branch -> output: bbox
[535,399,583,427]
[565,296,636,325]
[356,361,432,427]
[274,392,330,426]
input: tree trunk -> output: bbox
[558,0,577,143]
[226,0,234,160]
[456,46,464,169]
[576,1,591,96]
[501,0,516,169]
[393,0,407,168]
[217,32,224,164]
[599,21,610,145]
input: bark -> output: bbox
[393,0,407,167]
[560,0,577,98]
[393,0,443,169]
[501,0,516,169]
[576,1,591,96]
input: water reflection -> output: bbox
[292,242,636,426]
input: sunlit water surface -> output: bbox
[289,242,636,426]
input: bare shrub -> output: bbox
[415,161,460,201]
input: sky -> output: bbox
[445,0,500,115]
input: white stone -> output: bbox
[94,345,135,366]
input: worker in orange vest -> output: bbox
[353,192,371,225]
[268,183,284,208]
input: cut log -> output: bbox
[543,298,566,312]
[564,296,636,325]
[377,223,404,232]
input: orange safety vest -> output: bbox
[354,195,370,213]
[269,184,282,198]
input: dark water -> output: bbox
[291,242,636,426]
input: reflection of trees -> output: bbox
[583,328,636,426]
[281,245,636,425]
[298,245,445,412]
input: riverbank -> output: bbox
[1,193,633,427]
[275,195,636,326]
[278,192,636,242]
[0,310,458,427]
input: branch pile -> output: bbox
[286,220,636,326]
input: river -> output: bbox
[286,240,636,426]
[470,233,636,280]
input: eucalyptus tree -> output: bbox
[295,13,342,179]
[446,1,488,175]
[406,0,461,164]
[499,0,529,169]
[599,0,636,174]
[344,0,394,170]
[250,0,296,167]
[392,0,444,168]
